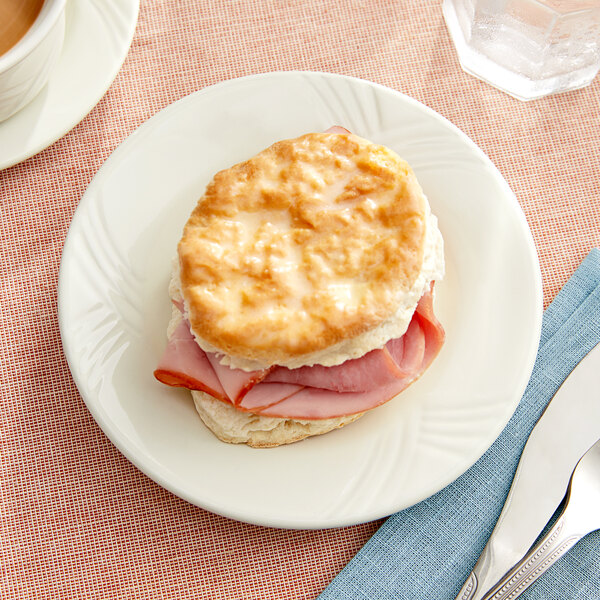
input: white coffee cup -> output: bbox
[0,0,67,122]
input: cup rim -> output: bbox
[0,0,67,72]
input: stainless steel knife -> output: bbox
[455,340,600,600]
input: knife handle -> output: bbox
[480,511,581,600]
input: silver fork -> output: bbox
[480,437,600,600]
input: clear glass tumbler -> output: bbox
[443,0,600,100]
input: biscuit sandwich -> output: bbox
[154,127,445,447]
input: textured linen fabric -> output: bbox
[1,1,600,599]
[319,249,600,600]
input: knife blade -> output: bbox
[455,340,600,600]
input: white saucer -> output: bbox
[59,72,543,529]
[0,0,139,170]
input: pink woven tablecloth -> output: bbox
[2,1,599,598]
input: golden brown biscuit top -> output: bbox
[178,132,426,364]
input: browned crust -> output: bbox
[179,132,426,363]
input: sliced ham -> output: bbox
[325,126,352,135]
[255,378,413,420]
[205,353,269,405]
[155,285,444,420]
[264,346,403,392]
[414,283,445,369]
[153,319,228,402]
[238,382,305,412]
[386,318,425,375]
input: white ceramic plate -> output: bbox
[58,72,542,529]
[0,0,139,170]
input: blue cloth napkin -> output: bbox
[319,248,600,600]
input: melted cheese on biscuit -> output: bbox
[178,132,441,367]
